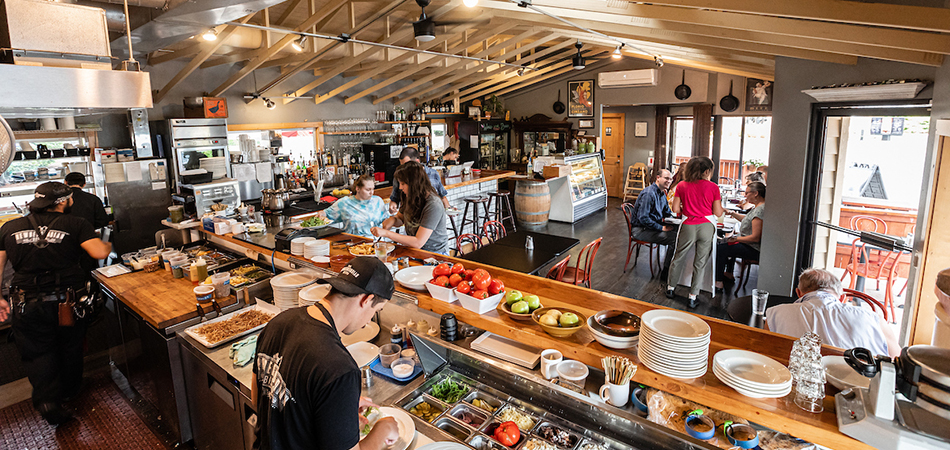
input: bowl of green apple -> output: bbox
[531,307,586,338]
[497,290,542,321]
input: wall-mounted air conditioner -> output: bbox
[598,69,659,88]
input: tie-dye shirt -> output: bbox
[323,195,389,238]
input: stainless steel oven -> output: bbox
[151,118,231,192]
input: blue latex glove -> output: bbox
[230,335,258,367]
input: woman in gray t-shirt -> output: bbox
[372,162,449,255]
[714,181,766,292]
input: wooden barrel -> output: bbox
[514,180,551,228]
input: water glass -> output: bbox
[752,289,769,315]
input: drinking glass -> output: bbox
[752,289,769,315]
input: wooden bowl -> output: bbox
[531,307,586,338]
[497,301,542,321]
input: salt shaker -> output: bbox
[525,236,534,250]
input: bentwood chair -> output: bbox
[842,288,889,322]
[455,233,482,256]
[545,256,571,282]
[556,238,603,289]
[841,240,901,322]
[482,220,507,244]
[620,203,662,276]
[734,259,759,295]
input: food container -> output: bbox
[121,252,136,266]
[170,256,189,279]
[456,290,504,314]
[482,420,528,448]
[427,376,472,404]
[378,343,401,368]
[556,360,589,387]
[724,422,759,449]
[468,434,507,450]
[194,285,215,303]
[684,413,716,440]
[401,394,446,423]
[425,281,458,303]
[522,437,558,450]
[577,439,608,450]
[434,417,472,441]
[491,405,538,432]
[211,272,231,298]
[534,421,581,449]
[390,357,415,379]
[448,403,488,429]
[168,205,184,223]
[463,390,505,414]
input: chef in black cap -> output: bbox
[252,256,399,450]
[0,181,112,425]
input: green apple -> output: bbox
[559,312,580,327]
[511,300,529,314]
[505,290,523,305]
[524,294,541,311]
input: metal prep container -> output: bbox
[481,420,529,449]
[534,421,583,449]
[400,394,446,423]
[492,404,540,433]
[468,433,508,450]
[463,390,506,415]
[522,437,562,450]
[434,417,473,442]
[425,374,473,405]
[574,439,608,450]
[448,403,490,429]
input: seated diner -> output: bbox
[372,162,449,255]
[715,181,766,292]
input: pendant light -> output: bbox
[572,41,585,70]
[463,0,478,6]
[201,28,218,41]
[291,35,306,52]
[612,44,624,59]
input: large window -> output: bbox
[719,116,772,183]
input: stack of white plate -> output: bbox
[637,310,711,379]
[713,349,792,398]
[298,283,330,307]
[199,157,228,179]
[271,271,319,310]
[304,239,330,259]
[290,237,316,256]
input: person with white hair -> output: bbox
[764,268,899,357]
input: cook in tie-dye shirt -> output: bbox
[320,174,390,238]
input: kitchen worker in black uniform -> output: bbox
[64,172,110,276]
[0,182,112,425]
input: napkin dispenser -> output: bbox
[274,226,343,254]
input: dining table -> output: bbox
[459,230,580,275]
[663,216,740,293]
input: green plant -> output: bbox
[484,95,504,115]
[743,158,765,167]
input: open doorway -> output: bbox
[800,102,932,331]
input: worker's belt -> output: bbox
[12,289,69,303]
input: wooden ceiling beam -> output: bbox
[344,23,518,104]
[376,27,542,104]
[458,50,607,103]
[639,0,950,33]
[275,0,305,26]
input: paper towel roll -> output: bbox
[40,118,56,130]
[57,116,76,130]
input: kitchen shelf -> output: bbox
[379,120,429,124]
[319,130,387,135]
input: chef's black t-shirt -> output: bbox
[0,212,97,290]
[253,306,360,450]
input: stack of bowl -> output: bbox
[304,239,330,259]
[290,237,316,256]
[587,310,640,349]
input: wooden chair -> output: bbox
[841,239,901,322]
[455,233,482,256]
[842,288,889,322]
[734,259,759,295]
[620,202,661,276]
[545,255,571,282]
[840,215,888,283]
[482,220,507,244]
[553,238,603,289]
[622,163,648,202]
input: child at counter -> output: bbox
[319,174,390,238]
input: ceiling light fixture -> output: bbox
[572,41,585,70]
[264,98,276,110]
[517,67,525,76]
[201,28,218,41]
[654,55,664,67]
[463,0,478,6]
[612,44,624,59]
[291,35,306,52]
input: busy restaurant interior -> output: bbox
[2,0,950,449]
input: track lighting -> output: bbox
[264,98,276,110]
[654,55,664,67]
[517,67,525,76]
[572,41,585,70]
[291,35,306,52]
[463,0,478,6]
[612,44,623,59]
[201,28,218,41]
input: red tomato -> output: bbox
[433,263,452,277]
[463,269,475,281]
[471,289,489,299]
[473,268,490,279]
[450,263,465,275]
[448,273,463,287]
[456,282,472,295]
[494,421,520,447]
[488,279,505,295]
[472,271,492,291]
[434,275,450,288]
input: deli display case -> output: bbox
[549,153,608,223]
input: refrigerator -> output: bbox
[548,153,608,222]
[94,158,172,255]
[150,118,231,193]
[456,120,511,170]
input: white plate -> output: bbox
[271,271,319,289]
[713,365,790,393]
[638,351,708,372]
[310,255,330,264]
[394,266,434,291]
[637,347,708,367]
[346,341,380,367]
[638,351,707,378]
[416,443,469,450]
[362,407,415,450]
[641,310,711,340]
[714,349,792,386]
[822,355,871,390]
[640,325,711,344]
[341,321,380,347]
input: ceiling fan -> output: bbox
[412,0,477,42]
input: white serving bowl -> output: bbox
[587,316,639,349]
[456,290,504,314]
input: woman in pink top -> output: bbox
[666,157,725,308]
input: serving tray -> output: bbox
[184,301,281,348]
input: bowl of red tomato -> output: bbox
[425,262,463,303]
[455,267,506,314]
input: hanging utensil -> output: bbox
[674,70,692,100]
[720,80,740,112]
[553,89,566,114]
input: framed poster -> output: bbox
[568,80,594,117]
[745,78,773,112]
[578,119,594,129]
[635,122,648,137]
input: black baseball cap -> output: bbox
[318,256,395,301]
[29,182,73,210]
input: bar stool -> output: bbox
[486,190,517,233]
[460,196,491,236]
[446,207,462,251]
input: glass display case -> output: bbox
[549,153,608,223]
[567,155,606,202]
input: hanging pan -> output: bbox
[553,89,566,114]
[674,70,691,100]
[720,80,740,112]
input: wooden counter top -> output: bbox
[93,268,237,330]
[374,170,515,199]
[196,229,866,450]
